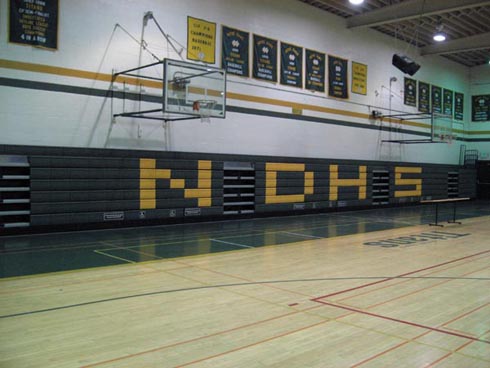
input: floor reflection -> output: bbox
[1,200,489,277]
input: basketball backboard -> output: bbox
[163,59,226,119]
[380,112,456,144]
[432,113,454,143]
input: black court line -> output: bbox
[1,276,488,320]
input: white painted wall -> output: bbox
[0,0,484,164]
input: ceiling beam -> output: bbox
[420,32,490,55]
[346,0,490,29]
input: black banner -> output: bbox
[9,0,58,50]
[328,55,348,99]
[253,34,278,82]
[472,95,490,122]
[404,77,417,107]
[418,81,430,113]
[305,49,325,92]
[443,89,453,116]
[280,42,303,88]
[221,26,249,77]
[454,92,464,121]
[431,85,442,114]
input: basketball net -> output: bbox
[439,134,454,145]
[192,100,216,123]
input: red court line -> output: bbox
[424,326,490,367]
[314,299,490,344]
[455,326,490,353]
[312,249,490,302]
[416,308,490,366]
[336,252,490,303]
[80,249,490,367]
[364,264,490,310]
[348,303,490,367]
[350,340,411,367]
[455,340,474,352]
[350,330,433,368]
[79,305,330,368]
[174,318,331,367]
[174,258,314,298]
[423,352,453,368]
[441,302,490,328]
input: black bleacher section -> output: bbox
[477,160,490,199]
[0,144,478,233]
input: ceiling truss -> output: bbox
[297,0,490,67]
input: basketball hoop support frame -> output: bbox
[111,60,202,123]
[111,58,225,123]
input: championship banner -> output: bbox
[404,77,417,107]
[253,34,278,82]
[305,49,325,92]
[443,89,453,116]
[351,61,367,95]
[280,42,303,88]
[431,85,442,114]
[221,25,249,77]
[454,92,464,121]
[418,81,430,113]
[472,95,490,122]
[187,16,216,63]
[328,55,348,99]
[9,0,58,50]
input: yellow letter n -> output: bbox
[139,159,212,209]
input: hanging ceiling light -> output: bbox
[349,0,365,5]
[433,23,446,42]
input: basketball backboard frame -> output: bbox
[163,58,226,119]
[380,112,455,144]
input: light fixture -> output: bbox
[433,23,446,42]
[349,0,364,5]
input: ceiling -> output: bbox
[297,0,490,67]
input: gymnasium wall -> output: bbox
[0,0,487,164]
[0,145,477,231]
[469,65,490,159]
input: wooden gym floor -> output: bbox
[0,201,489,367]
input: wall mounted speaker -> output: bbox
[392,54,420,76]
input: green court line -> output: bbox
[210,238,255,248]
[95,220,374,252]
[282,232,324,239]
[97,220,361,247]
[93,250,135,264]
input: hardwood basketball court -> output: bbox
[1,203,489,367]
